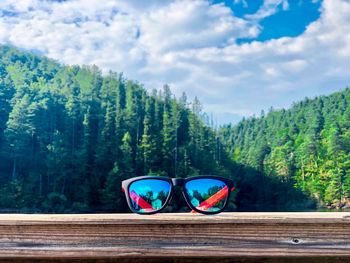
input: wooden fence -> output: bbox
[0,212,349,262]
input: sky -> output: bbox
[0,0,350,125]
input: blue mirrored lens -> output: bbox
[185,178,228,212]
[128,179,171,213]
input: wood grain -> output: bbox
[0,212,349,262]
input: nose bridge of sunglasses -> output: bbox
[172,178,185,187]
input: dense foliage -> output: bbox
[0,45,315,212]
[220,88,350,208]
[0,45,234,212]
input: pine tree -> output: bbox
[5,93,36,181]
[120,132,134,178]
[141,98,157,174]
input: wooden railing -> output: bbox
[0,212,350,262]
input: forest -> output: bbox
[0,45,325,212]
[0,45,235,212]
[220,88,350,208]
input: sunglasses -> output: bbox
[121,175,235,215]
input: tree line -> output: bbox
[0,45,315,212]
[0,45,234,212]
[220,88,350,208]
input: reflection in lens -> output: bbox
[128,179,171,213]
[185,178,228,212]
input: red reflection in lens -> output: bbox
[191,185,229,212]
[129,190,155,211]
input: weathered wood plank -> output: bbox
[0,212,349,262]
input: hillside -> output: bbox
[0,45,315,212]
[0,45,237,212]
[220,88,350,208]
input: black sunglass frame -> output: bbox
[122,175,234,215]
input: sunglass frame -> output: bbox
[121,175,234,215]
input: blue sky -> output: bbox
[214,1,321,41]
[0,0,349,125]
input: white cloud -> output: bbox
[233,0,248,8]
[139,1,257,53]
[0,0,350,125]
[245,0,289,20]
[0,21,9,42]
